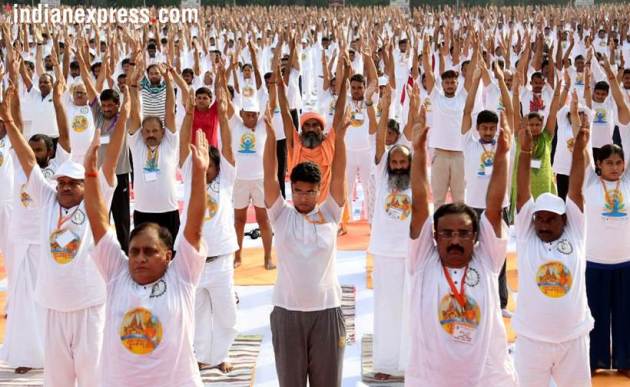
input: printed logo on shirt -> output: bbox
[242,86,255,98]
[423,98,432,113]
[238,132,256,154]
[71,115,89,133]
[536,261,572,298]
[20,184,33,208]
[150,279,167,298]
[478,149,495,176]
[350,111,364,127]
[594,108,608,124]
[71,209,86,225]
[556,239,573,255]
[384,192,411,220]
[575,73,585,86]
[42,167,55,179]
[602,188,627,218]
[0,151,3,168]
[119,307,163,355]
[530,94,546,113]
[438,294,481,335]
[328,99,336,116]
[464,267,480,287]
[205,196,219,221]
[49,229,80,264]
[566,138,575,152]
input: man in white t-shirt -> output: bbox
[86,126,209,387]
[263,83,350,386]
[513,109,594,386]
[406,108,516,387]
[367,89,412,380]
[1,82,129,386]
[128,66,181,240]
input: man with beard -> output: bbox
[406,109,517,386]
[0,79,70,375]
[367,87,413,380]
[277,52,350,205]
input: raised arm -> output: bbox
[374,86,391,165]
[568,92,589,211]
[161,65,176,133]
[485,112,511,236]
[331,51,350,131]
[516,119,533,212]
[75,46,99,103]
[102,86,130,186]
[544,76,569,138]
[52,77,71,153]
[217,86,235,166]
[0,83,36,178]
[601,55,630,125]
[330,107,349,207]
[422,35,435,94]
[410,106,430,239]
[179,90,194,168]
[183,129,209,251]
[83,131,109,244]
[263,105,281,208]
[461,64,482,135]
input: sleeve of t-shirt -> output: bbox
[321,194,343,224]
[565,197,585,242]
[99,169,118,208]
[583,164,599,191]
[25,166,56,204]
[162,126,179,147]
[127,129,142,148]
[220,155,236,185]
[54,144,71,164]
[268,195,289,225]
[477,213,508,273]
[92,230,127,282]
[172,233,208,285]
[408,218,436,275]
[515,197,536,239]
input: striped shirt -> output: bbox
[140,77,167,123]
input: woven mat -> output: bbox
[360,334,404,386]
[0,335,263,386]
[342,285,356,344]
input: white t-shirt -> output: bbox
[406,215,516,387]
[519,85,553,120]
[584,166,630,264]
[176,154,238,257]
[463,131,510,209]
[66,103,96,163]
[427,88,468,151]
[552,106,593,176]
[258,90,286,140]
[94,231,206,387]
[128,129,179,213]
[229,116,267,181]
[514,198,594,343]
[10,146,70,243]
[590,98,616,148]
[269,195,343,311]
[317,91,337,131]
[345,98,371,151]
[0,137,14,204]
[367,156,411,258]
[23,87,58,139]
[27,166,115,311]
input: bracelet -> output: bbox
[365,101,374,107]
[520,149,532,154]
[85,171,98,178]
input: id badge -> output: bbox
[144,171,158,182]
[452,323,476,344]
[100,135,111,145]
[353,112,364,121]
[388,207,403,219]
[56,230,75,247]
[531,159,542,169]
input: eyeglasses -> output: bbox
[435,230,475,240]
[293,190,319,198]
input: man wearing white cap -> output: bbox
[0,82,130,386]
[224,85,274,269]
[513,116,593,386]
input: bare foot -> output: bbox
[15,367,32,374]
[374,372,391,380]
[233,258,242,269]
[619,369,630,378]
[217,361,233,373]
[264,260,276,270]
[337,225,348,236]
[198,362,211,370]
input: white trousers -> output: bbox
[194,254,238,366]
[44,304,105,387]
[0,243,44,368]
[373,255,406,375]
[0,203,12,256]
[514,334,592,387]
[346,149,372,220]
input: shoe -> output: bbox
[501,309,513,318]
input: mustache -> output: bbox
[300,131,324,149]
[447,245,464,254]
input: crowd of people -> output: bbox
[0,3,629,386]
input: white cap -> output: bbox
[533,193,566,215]
[53,161,86,180]
[378,76,389,87]
[241,97,260,113]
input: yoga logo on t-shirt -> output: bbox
[594,108,608,124]
[49,229,80,264]
[0,151,4,168]
[72,115,89,133]
[350,111,364,127]
[205,196,219,221]
[384,192,411,220]
[566,138,575,152]
[536,261,572,298]
[20,184,32,208]
[438,294,481,335]
[602,188,626,218]
[238,132,256,153]
[478,150,495,176]
[119,307,163,355]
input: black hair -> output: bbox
[441,70,458,80]
[290,162,322,185]
[195,87,212,98]
[142,116,164,129]
[596,144,625,164]
[531,71,544,81]
[69,61,80,70]
[624,69,630,76]
[574,55,584,62]
[147,43,157,50]
[594,81,610,93]
[527,112,544,122]
[130,223,173,251]
[182,68,194,77]
[90,62,102,74]
[29,134,54,151]
[227,85,235,100]
[117,73,127,81]
[24,61,34,72]
[264,72,272,81]
[433,202,479,235]
[209,146,220,175]
[147,64,159,73]
[39,73,54,83]
[100,89,120,105]
[387,119,400,134]
[350,73,366,85]
[477,110,499,126]
[121,58,131,66]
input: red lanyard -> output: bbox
[442,265,469,308]
[56,206,79,230]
